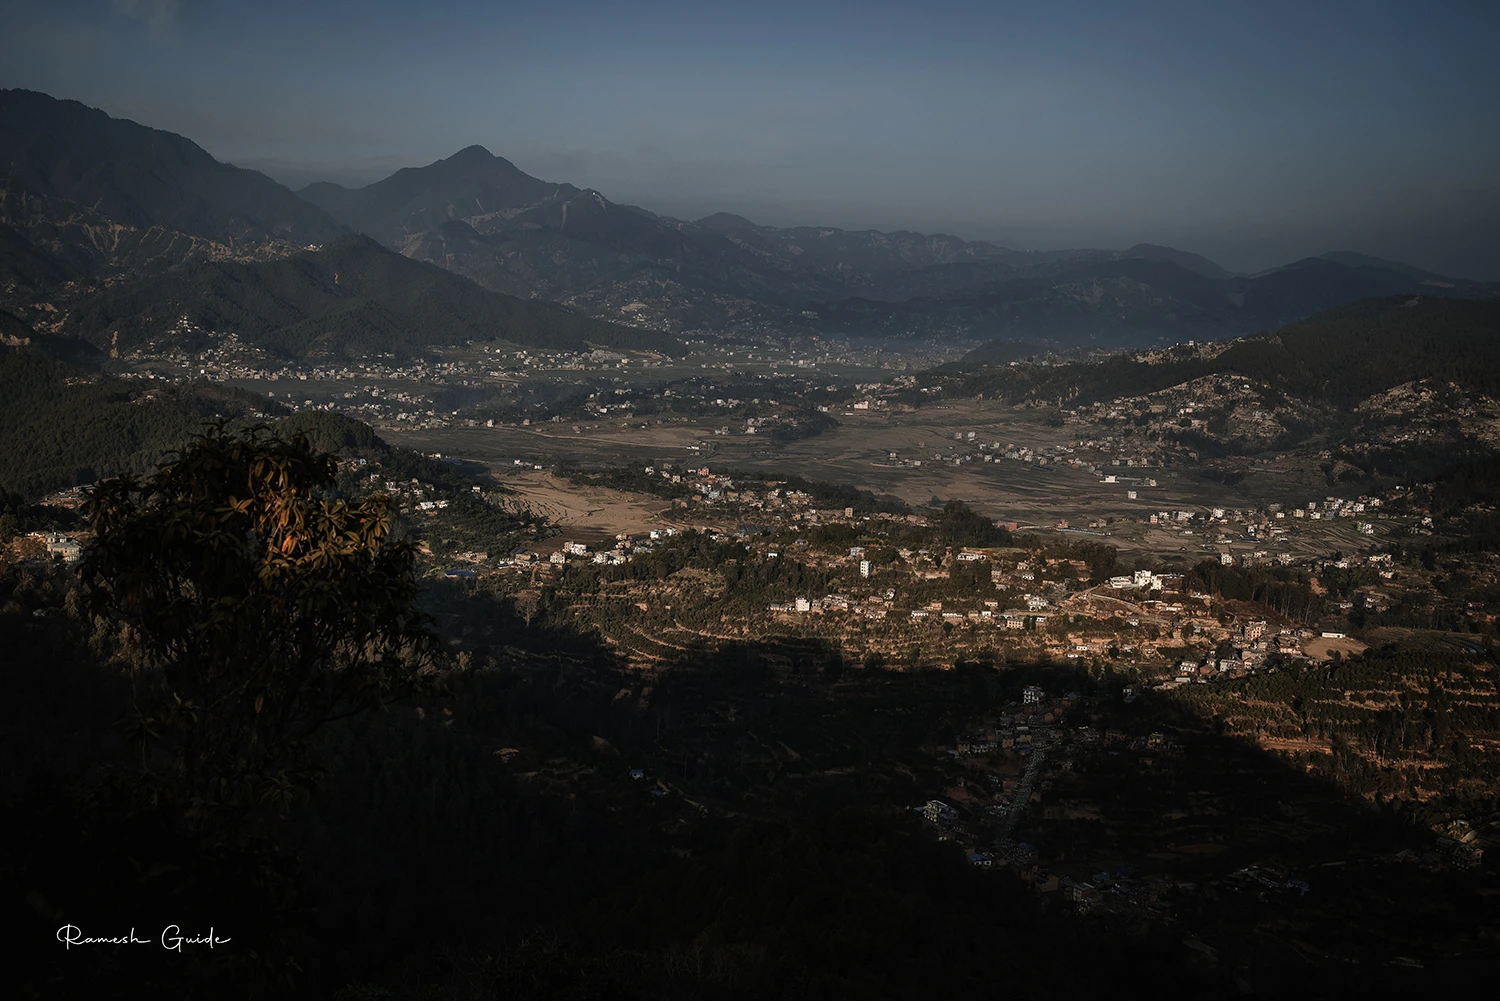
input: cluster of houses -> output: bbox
[548,539,631,567]
[494,528,686,574]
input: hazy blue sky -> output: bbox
[4,0,1498,277]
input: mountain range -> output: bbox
[809,253,1493,348]
[2,89,1496,352]
[0,91,656,356]
[298,144,1495,342]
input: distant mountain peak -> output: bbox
[449,144,494,161]
[440,145,521,172]
[297,142,573,243]
[426,144,522,176]
[695,212,760,232]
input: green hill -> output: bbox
[0,346,498,501]
[0,346,286,499]
[59,235,668,358]
[1214,295,1500,402]
[941,296,1500,407]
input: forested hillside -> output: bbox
[1216,296,1500,403]
[0,353,501,502]
[58,235,668,358]
[0,347,284,498]
[941,297,1500,406]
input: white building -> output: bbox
[39,533,82,563]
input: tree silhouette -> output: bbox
[81,423,440,821]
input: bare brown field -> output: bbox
[1303,636,1369,661]
[504,470,673,543]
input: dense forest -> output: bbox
[1182,559,1325,623]
[0,346,284,498]
[1214,296,1500,403]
